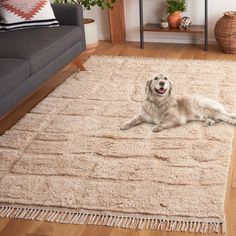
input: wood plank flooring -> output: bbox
[0,41,236,236]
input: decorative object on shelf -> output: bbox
[160,17,169,29]
[167,11,181,28]
[215,11,236,54]
[54,0,116,53]
[166,0,187,28]
[179,16,192,29]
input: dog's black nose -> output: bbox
[159,81,165,87]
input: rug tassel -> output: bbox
[171,220,177,231]
[72,213,80,224]
[104,215,110,226]
[147,219,151,230]
[160,220,165,231]
[53,211,61,223]
[215,222,219,233]
[49,211,58,222]
[124,217,129,228]
[110,216,116,227]
[141,219,147,230]
[200,223,204,233]
[82,213,88,224]
[130,217,136,229]
[128,217,133,228]
[175,221,180,231]
[88,214,95,225]
[2,207,11,217]
[116,217,122,227]
[121,216,126,228]
[191,221,196,232]
[19,208,27,218]
[184,221,189,232]
[58,211,65,223]
[27,209,35,220]
[67,213,75,224]
[94,214,102,225]
[25,209,33,219]
[97,215,102,225]
[153,219,158,230]
[71,213,79,224]
[5,207,14,217]
[14,208,22,218]
[50,211,59,222]
[222,221,226,234]
[137,218,142,229]
[93,214,99,225]
[45,210,53,221]
[105,215,112,226]
[0,207,6,216]
[38,210,46,221]
[0,207,5,215]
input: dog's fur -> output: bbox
[121,74,236,132]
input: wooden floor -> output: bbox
[0,41,236,236]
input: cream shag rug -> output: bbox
[0,56,235,234]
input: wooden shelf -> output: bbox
[142,24,205,33]
[138,0,208,50]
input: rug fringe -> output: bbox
[0,205,225,234]
[88,55,236,65]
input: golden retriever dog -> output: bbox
[121,74,236,132]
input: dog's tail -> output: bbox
[228,112,236,119]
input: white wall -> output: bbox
[84,0,236,44]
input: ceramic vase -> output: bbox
[84,18,99,54]
[160,21,169,29]
[167,11,182,28]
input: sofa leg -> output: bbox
[74,59,85,71]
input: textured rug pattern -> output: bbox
[0,56,235,233]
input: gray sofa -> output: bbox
[0,4,85,118]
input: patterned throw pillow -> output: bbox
[0,0,59,31]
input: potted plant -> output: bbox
[166,0,186,28]
[160,17,169,29]
[54,0,116,53]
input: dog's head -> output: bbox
[145,74,173,99]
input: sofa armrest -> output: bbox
[51,3,84,27]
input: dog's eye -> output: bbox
[164,77,167,80]
[154,77,158,80]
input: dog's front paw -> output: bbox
[152,125,163,132]
[204,118,216,127]
[120,123,130,130]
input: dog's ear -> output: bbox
[169,80,174,95]
[145,80,152,95]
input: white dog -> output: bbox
[121,74,236,132]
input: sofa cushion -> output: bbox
[0,40,84,117]
[0,58,30,99]
[0,25,83,74]
[0,0,59,31]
